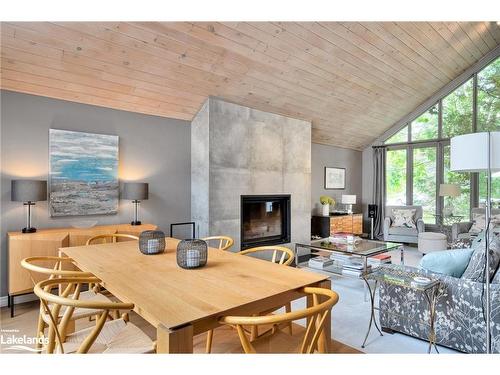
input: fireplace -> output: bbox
[240,195,291,249]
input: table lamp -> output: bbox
[451,131,500,354]
[11,180,47,233]
[341,194,356,214]
[122,182,149,225]
[439,183,461,217]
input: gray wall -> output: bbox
[192,97,311,251]
[311,143,363,217]
[0,90,191,297]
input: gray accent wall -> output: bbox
[191,97,312,251]
[311,143,363,217]
[0,90,191,297]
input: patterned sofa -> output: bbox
[378,263,500,353]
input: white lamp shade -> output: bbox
[341,194,356,204]
[450,132,500,172]
[439,184,461,197]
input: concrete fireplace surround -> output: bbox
[191,98,312,251]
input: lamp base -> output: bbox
[130,221,142,226]
[22,227,37,233]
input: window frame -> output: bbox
[382,56,500,222]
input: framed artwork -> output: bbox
[324,167,345,190]
[49,129,119,217]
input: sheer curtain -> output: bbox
[373,147,386,239]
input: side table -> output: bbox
[362,266,441,353]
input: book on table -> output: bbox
[308,256,334,269]
[342,266,371,277]
[368,253,392,265]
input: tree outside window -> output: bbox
[442,78,473,138]
[477,57,499,132]
[411,105,438,141]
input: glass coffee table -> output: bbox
[294,238,404,278]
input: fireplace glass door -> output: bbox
[240,195,290,249]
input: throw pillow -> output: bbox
[419,249,474,278]
[469,213,500,234]
[391,209,417,229]
[461,232,500,282]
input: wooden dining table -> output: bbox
[61,237,331,353]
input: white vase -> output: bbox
[322,204,330,216]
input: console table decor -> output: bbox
[311,213,363,238]
[7,222,157,317]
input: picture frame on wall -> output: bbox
[324,167,345,190]
[49,129,119,217]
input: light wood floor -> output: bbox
[1,300,360,354]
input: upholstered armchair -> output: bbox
[451,208,500,242]
[383,205,425,244]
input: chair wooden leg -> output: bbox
[250,325,258,341]
[35,314,45,352]
[205,329,214,353]
[285,302,293,335]
[249,313,259,341]
[46,324,56,354]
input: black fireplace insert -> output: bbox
[240,194,291,249]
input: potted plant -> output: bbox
[320,196,335,217]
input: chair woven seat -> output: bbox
[56,318,155,354]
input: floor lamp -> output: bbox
[450,131,500,354]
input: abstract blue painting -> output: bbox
[49,129,119,217]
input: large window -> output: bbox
[477,58,500,209]
[386,149,407,205]
[412,147,437,224]
[411,105,439,141]
[442,78,473,138]
[384,126,408,144]
[477,57,499,132]
[384,56,500,221]
[479,172,500,207]
[443,145,471,218]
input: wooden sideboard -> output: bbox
[7,223,156,316]
[311,214,363,238]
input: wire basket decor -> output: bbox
[139,230,166,255]
[177,239,208,269]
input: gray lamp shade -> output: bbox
[11,180,47,202]
[122,182,149,200]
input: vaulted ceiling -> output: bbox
[1,22,499,150]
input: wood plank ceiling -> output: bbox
[1,22,499,150]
